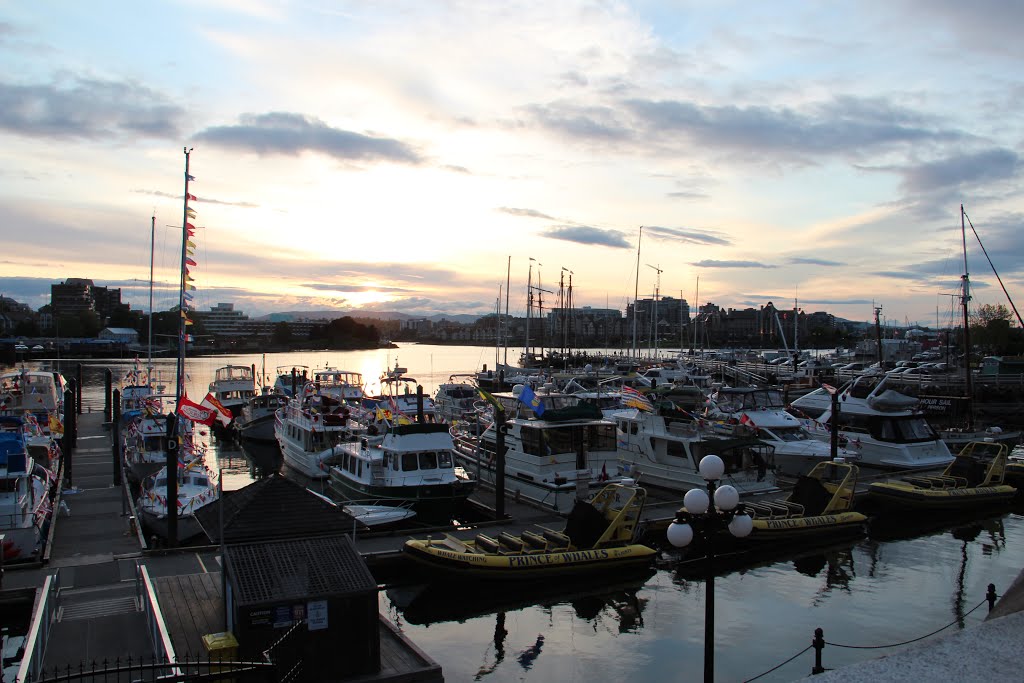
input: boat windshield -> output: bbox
[872,416,938,443]
[764,426,809,442]
[521,423,618,456]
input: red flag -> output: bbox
[200,393,233,427]
[177,396,216,425]
[740,413,756,428]
[186,193,197,201]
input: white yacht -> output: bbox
[236,393,289,442]
[138,462,219,543]
[612,405,779,496]
[311,367,365,404]
[275,390,364,479]
[790,375,953,471]
[432,374,480,424]
[451,402,623,514]
[207,365,256,422]
[1,417,56,563]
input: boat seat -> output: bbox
[498,532,525,552]
[441,534,474,553]
[903,476,936,489]
[521,530,548,550]
[744,502,776,519]
[541,528,571,548]
[475,533,502,554]
[775,501,805,516]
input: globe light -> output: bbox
[698,454,725,481]
[666,521,694,548]
[713,484,739,511]
[728,514,754,538]
[683,487,710,515]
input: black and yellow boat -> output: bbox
[739,459,868,543]
[865,441,1017,511]
[402,480,657,580]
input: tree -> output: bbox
[971,303,1014,327]
[272,322,293,345]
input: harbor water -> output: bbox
[27,345,1024,681]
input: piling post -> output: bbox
[104,368,113,422]
[112,390,122,486]
[63,385,76,488]
[76,363,83,415]
[987,584,998,612]
[811,627,825,675]
[495,407,506,520]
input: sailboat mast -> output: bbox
[176,148,193,407]
[632,227,642,358]
[691,275,699,355]
[960,204,974,430]
[148,214,155,376]
[504,256,511,366]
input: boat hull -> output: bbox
[403,540,657,581]
[138,509,206,543]
[744,511,868,543]
[237,414,277,442]
[865,482,1017,511]
[328,470,472,522]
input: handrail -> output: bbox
[138,562,182,678]
[16,570,59,683]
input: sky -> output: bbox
[2,1,1023,328]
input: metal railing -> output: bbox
[137,562,181,679]
[16,569,61,683]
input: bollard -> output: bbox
[811,627,825,675]
[112,390,122,487]
[76,364,83,415]
[104,368,113,422]
[987,584,998,612]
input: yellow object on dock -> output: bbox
[202,631,239,663]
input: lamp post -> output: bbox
[666,454,754,683]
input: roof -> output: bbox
[194,473,361,544]
[101,327,139,334]
[225,534,376,607]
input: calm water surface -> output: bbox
[30,345,1024,682]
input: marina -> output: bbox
[2,345,1024,682]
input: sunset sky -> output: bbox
[2,1,1022,328]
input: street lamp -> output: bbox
[666,454,754,683]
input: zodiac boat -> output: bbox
[865,440,1017,511]
[402,479,657,580]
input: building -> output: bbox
[192,303,249,337]
[49,278,129,323]
[98,327,140,344]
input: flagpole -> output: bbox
[148,214,155,380]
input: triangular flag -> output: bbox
[186,208,197,218]
[185,257,197,267]
[186,193,197,201]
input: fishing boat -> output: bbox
[451,399,624,514]
[328,422,475,522]
[236,393,289,442]
[137,461,219,543]
[0,417,56,562]
[275,387,363,479]
[734,459,867,544]
[791,374,954,471]
[207,365,256,423]
[402,479,657,580]
[612,402,779,497]
[864,440,1017,511]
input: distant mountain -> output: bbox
[255,310,482,325]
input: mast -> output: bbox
[526,258,534,362]
[148,213,155,378]
[691,275,699,355]
[504,256,511,366]
[632,227,642,358]
[960,204,974,430]
[873,304,883,368]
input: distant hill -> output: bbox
[255,310,482,325]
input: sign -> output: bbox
[307,600,328,631]
[272,605,293,628]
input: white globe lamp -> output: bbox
[728,514,754,538]
[698,454,725,481]
[713,484,739,511]
[666,521,694,548]
[683,487,710,515]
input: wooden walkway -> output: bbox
[155,572,225,657]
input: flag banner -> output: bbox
[186,192,197,201]
[186,222,196,231]
[185,283,196,291]
[186,239,196,249]
[185,257,197,267]
[621,385,654,411]
[187,173,196,181]
[186,208,197,218]
[739,413,757,428]
[477,388,503,411]
[178,397,216,425]
[184,334,194,342]
[518,384,546,416]
[200,392,233,427]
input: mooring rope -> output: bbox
[825,598,988,649]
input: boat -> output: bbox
[864,440,1017,512]
[0,369,66,460]
[364,360,437,421]
[328,422,476,522]
[790,374,954,471]
[612,402,779,497]
[207,365,256,424]
[273,365,310,397]
[402,479,657,580]
[432,374,480,424]
[705,386,858,478]
[344,503,418,529]
[310,367,365,405]
[137,461,219,543]
[732,459,867,544]
[275,387,363,479]
[236,393,289,442]
[0,417,56,562]
[451,399,625,514]
[123,394,178,482]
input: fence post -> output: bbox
[987,584,998,612]
[811,627,825,675]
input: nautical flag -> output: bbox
[200,393,233,427]
[186,208,197,218]
[183,334,194,342]
[477,388,502,412]
[187,174,196,181]
[518,385,545,417]
[177,397,216,425]
[739,413,757,428]
[621,385,654,412]
[185,257,197,267]
[187,193,197,201]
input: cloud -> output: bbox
[302,282,415,294]
[0,76,184,139]
[543,226,631,248]
[130,189,259,208]
[895,149,1020,193]
[193,112,423,163]
[787,256,844,266]
[498,207,558,221]
[643,225,732,246]
[691,260,777,268]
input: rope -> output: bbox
[743,645,813,682]
[825,598,988,650]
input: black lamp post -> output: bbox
[667,454,754,683]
